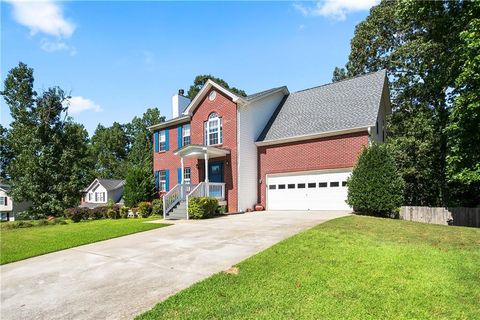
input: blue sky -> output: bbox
[1,1,377,135]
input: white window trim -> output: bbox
[184,167,191,184]
[159,170,167,192]
[205,113,223,146]
[159,130,166,151]
[0,197,6,206]
[183,124,191,146]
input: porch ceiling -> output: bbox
[173,144,230,159]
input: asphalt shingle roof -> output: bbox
[257,70,387,142]
[97,179,125,191]
[244,86,287,101]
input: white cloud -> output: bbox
[40,38,77,55]
[6,0,76,37]
[294,0,379,21]
[66,96,102,114]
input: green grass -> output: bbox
[0,217,168,264]
[138,215,480,320]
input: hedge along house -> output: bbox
[149,70,390,219]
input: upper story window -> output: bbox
[183,124,191,146]
[205,112,223,146]
[0,196,7,206]
[95,192,105,202]
[159,130,166,151]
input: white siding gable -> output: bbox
[237,91,286,211]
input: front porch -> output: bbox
[163,145,230,219]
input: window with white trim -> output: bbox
[0,196,7,206]
[159,130,166,151]
[205,112,222,146]
[184,167,191,184]
[95,192,105,202]
[159,170,167,192]
[183,124,191,146]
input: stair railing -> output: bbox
[163,184,198,219]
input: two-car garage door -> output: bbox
[266,170,352,211]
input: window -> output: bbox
[288,184,295,189]
[159,130,166,151]
[88,193,92,201]
[308,183,316,188]
[297,183,306,189]
[319,182,327,188]
[342,181,347,187]
[95,192,105,202]
[184,167,191,184]
[205,112,223,146]
[0,196,6,206]
[330,182,339,187]
[159,170,167,192]
[278,184,286,189]
[269,185,276,190]
[183,124,191,146]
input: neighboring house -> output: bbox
[149,70,390,218]
[0,184,32,221]
[80,179,125,208]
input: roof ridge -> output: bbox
[292,69,386,94]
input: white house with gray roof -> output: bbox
[80,179,125,208]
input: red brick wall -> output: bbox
[257,131,369,207]
[190,89,238,212]
[153,88,238,212]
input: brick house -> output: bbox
[149,70,390,219]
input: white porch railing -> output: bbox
[162,184,197,218]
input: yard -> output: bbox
[138,215,480,319]
[0,218,168,264]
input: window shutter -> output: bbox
[165,128,169,151]
[165,169,170,191]
[177,168,182,184]
[154,131,159,153]
[177,126,183,148]
[4,197,7,206]
[154,171,159,192]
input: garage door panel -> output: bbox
[266,170,351,211]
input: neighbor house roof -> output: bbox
[243,86,289,102]
[256,70,387,145]
[0,184,11,192]
[84,179,125,192]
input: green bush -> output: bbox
[347,143,405,217]
[15,211,32,221]
[152,199,163,216]
[107,208,121,219]
[120,206,129,219]
[36,219,49,226]
[188,197,219,219]
[64,207,90,222]
[138,202,152,218]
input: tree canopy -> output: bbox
[187,74,247,100]
[333,0,480,206]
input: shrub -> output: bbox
[64,207,89,222]
[152,199,163,216]
[36,219,50,226]
[15,211,32,221]
[188,197,219,219]
[138,202,152,218]
[347,143,405,217]
[107,208,119,219]
[120,206,129,219]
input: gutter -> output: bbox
[255,126,371,147]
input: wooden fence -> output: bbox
[399,206,480,228]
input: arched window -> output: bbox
[205,112,223,145]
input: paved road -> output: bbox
[0,210,349,320]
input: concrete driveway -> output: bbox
[0,210,349,320]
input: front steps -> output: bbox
[166,201,188,220]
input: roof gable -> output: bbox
[84,179,125,192]
[257,70,387,144]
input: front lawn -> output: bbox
[0,217,168,264]
[138,215,480,319]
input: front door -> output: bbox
[208,161,224,183]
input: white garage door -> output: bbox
[266,170,352,211]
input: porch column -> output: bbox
[204,152,209,196]
[180,156,185,200]
[180,156,185,184]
